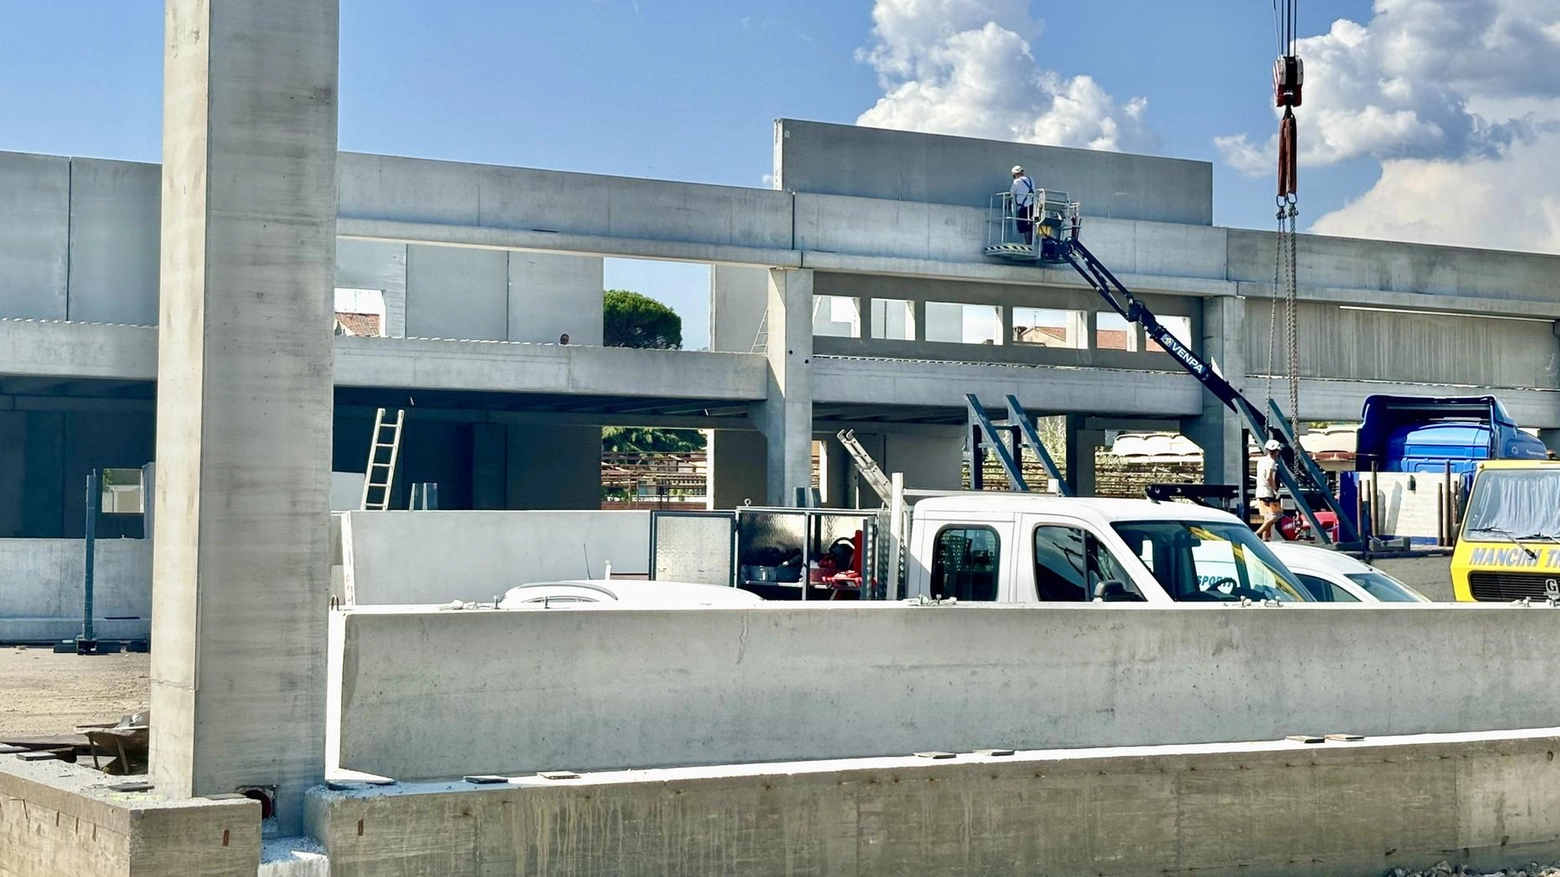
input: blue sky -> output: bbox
[3,1,1554,348]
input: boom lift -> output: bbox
[983,197,1363,547]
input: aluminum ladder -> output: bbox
[835,429,895,505]
[360,408,405,511]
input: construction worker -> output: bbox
[1010,165,1036,244]
[1255,439,1284,541]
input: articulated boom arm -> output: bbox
[1058,239,1361,545]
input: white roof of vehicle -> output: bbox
[1264,542,1377,576]
[912,494,1242,526]
[498,579,763,609]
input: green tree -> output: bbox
[604,289,682,349]
[601,427,705,454]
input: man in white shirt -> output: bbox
[1010,165,1036,245]
[1255,439,1284,540]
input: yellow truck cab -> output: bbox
[1452,459,1560,601]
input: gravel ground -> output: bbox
[1386,865,1560,876]
[0,646,149,738]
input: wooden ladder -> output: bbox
[360,408,405,511]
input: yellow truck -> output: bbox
[1452,459,1560,601]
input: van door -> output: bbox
[920,520,1006,602]
[1019,514,1173,603]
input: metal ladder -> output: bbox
[835,429,895,505]
[360,408,405,511]
[750,311,768,354]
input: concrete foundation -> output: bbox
[305,728,1560,877]
[149,0,338,833]
[0,757,260,876]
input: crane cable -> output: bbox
[1267,0,1303,435]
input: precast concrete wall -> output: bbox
[339,510,651,605]
[0,152,70,320]
[64,158,160,326]
[330,602,1560,781]
[0,538,151,642]
[309,729,1560,877]
[1247,300,1558,390]
[776,119,1214,225]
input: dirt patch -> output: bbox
[0,647,149,738]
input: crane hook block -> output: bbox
[1273,55,1304,108]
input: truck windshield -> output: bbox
[1463,469,1560,541]
[1110,520,1311,603]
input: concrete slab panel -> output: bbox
[777,119,1213,225]
[340,510,651,605]
[1245,301,1559,390]
[0,152,69,321]
[307,730,1560,877]
[709,265,768,353]
[506,252,602,344]
[330,604,1560,782]
[0,538,151,641]
[65,158,160,326]
[404,245,507,341]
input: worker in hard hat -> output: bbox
[1010,165,1036,245]
[1255,439,1284,541]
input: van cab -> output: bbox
[904,495,1311,604]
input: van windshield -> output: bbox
[1463,469,1560,541]
[1111,520,1311,602]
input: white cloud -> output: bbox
[855,0,1155,152]
[1311,134,1560,253]
[1218,0,1560,172]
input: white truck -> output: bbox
[899,493,1310,604]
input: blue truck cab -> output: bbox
[1355,395,1548,475]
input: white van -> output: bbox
[904,495,1311,604]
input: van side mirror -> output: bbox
[1092,580,1145,603]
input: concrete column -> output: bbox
[816,433,852,508]
[758,268,814,505]
[503,425,601,509]
[1183,296,1247,487]
[470,422,506,509]
[150,0,338,834]
[706,429,766,510]
[1064,416,1104,497]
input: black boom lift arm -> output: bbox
[1058,238,1362,546]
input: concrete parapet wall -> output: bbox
[0,538,150,642]
[329,602,1560,781]
[0,759,260,876]
[308,729,1560,876]
[776,119,1214,225]
[340,510,651,605]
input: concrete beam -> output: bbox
[812,357,1204,417]
[150,0,338,833]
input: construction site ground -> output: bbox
[0,647,148,738]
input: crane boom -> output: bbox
[1058,238,1362,546]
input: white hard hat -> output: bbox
[1264,439,1282,451]
[1011,165,1025,175]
